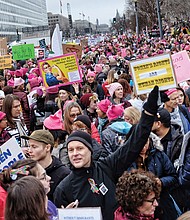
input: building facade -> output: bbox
[0,0,48,41]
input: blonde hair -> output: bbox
[106,69,116,84]
[124,106,141,124]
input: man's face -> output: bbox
[165,92,179,110]
[151,121,160,134]
[68,141,91,168]
[28,139,49,162]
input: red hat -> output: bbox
[80,93,94,108]
[97,99,111,113]
[0,111,6,121]
[106,104,124,121]
[44,109,63,130]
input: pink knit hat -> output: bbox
[94,64,103,73]
[105,82,123,97]
[86,70,96,78]
[44,109,63,130]
[7,78,14,87]
[106,104,124,121]
[97,99,111,113]
[165,88,177,96]
[29,77,41,89]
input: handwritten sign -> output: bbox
[38,53,82,88]
[63,44,82,60]
[172,50,190,83]
[0,55,12,69]
[0,137,25,172]
[12,44,35,60]
[129,53,177,95]
[58,207,103,220]
[0,38,7,56]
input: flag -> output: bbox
[51,24,63,56]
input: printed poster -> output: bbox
[129,53,177,95]
[38,53,82,88]
[0,137,25,172]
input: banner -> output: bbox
[129,53,177,95]
[12,44,35,60]
[63,44,82,60]
[38,53,82,88]
[58,207,103,220]
[172,50,190,83]
[0,55,12,69]
[0,38,7,56]
[0,137,25,172]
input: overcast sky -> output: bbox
[46,0,125,25]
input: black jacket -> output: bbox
[54,112,154,220]
[46,156,70,202]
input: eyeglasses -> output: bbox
[72,127,87,132]
[144,197,159,205]
[70,113,81,118]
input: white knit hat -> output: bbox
[14,77,25,87]
[0,90,5,98]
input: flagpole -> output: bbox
[60,0,62,15]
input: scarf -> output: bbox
[97,117,108,141]
[13,118,28,147]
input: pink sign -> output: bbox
[172,50,190,83]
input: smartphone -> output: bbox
[73,199,79,208]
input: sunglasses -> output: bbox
[70,113,81,118]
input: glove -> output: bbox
[143,86,159,115]
[160,91,170,103]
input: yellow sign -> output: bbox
[0,55,12,69]
[38,53,82,88]
[129,53,177,95]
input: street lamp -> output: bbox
[79,12,85,34]
[134,0,139,38]
[156,0,163,39]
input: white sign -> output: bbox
[58,207,103,220]
[0,137,26,172]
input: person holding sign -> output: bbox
[54,86,160,220]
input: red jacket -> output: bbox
[0,186,7,220]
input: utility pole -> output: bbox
[134,0,139,38]
[67,3,73,37]
[156,0,163,39]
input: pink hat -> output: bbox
[7,78,14,87]
[94,64,103,73]
[105,82,123,97]
[28,73,36,80]
[86,70,96,78]
[44,109,63,130]
[106,104,124,121]
[0,111,6,121]
[29,77,41,89]
[14,69,23,77]
[97,99,111,113]
[46,86,58,94]
[165,88,177,96]
[20,67,28,75]
[31,68,40,76]
[14,77,25,87]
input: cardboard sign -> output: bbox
[12,44,35,60]
[0,38,7,56]
[63,44,82,60]
[0,137,26,172]
[0,55,12,69]
[58,207,103,220]
[129,53,177,95]
[80,38,88,48]
[172,50,190,83]
[38,53,82,88]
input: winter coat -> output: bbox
[0,186,6,220]
[102,121,132,154]
[54,112,154,220]
[0,130,11,146]
[46,156,70,202]
[13,89,30,130]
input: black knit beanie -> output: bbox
[74,115,91,129]
[66,130,93,153]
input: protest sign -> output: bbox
[129,53,177,95]
[58,207,103,220]
[0,137,26,172]
[0,38,7,56]
[38,53,82,88]
[35,48,45,59]
[63,44,82,60]
[172,50,190,83]
[0,55,12,69]
[12,44,35,60]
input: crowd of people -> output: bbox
[0,31,190,220]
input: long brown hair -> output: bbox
[5,176,49,220]
[2,94,22,128]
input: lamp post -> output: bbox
[79,12,85,35]
[156,0,163,39]
[134,0,139,38]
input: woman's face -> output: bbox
[87,76,95,84]
[96,107,105,118]
[114,86,123,99]
[124,112,133,124]
[69,107,81,122]
[36,164,51,194]
[11,100,21,118]
[43,64,51,73]
[140,139,150,156]
[59,90,69,102]
[137,191,158,215]
[177,90,184,105]
[89,99,97,111]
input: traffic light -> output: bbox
[113,17,116,24]
[68,14,73,29]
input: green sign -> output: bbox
[12,44,35,60]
